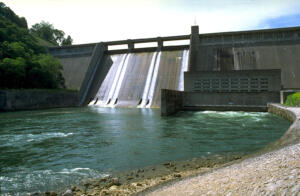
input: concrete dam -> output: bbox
[49,35,190,108]
[49,26,300,110]
[92,50,189,108]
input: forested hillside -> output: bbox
[0,2,71,89]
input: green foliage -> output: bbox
[0,2,27,28]
[30,21,73,46]
[31,54,65,88]
[0,57,26,88]
[61,35,73,46]
[0,2,67,89]
[285,92,300,107]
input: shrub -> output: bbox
[285,92,300,107]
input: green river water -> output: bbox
[0,107,290,195]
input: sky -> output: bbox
[3,0,300,44]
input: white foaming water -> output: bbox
[146,51,162,108]
[178,49,189,91]
[109,53,132,107]
[105,54,129,106]
[199,111,269,119]
[138,52,158,108]
[1,168,108,195]
[26,132,73,142]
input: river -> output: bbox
[0,107,290,195]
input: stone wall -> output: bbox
[0,90,79,112]
[268,103,300,148]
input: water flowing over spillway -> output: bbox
[91,49,189,108]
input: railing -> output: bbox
[103,35,190,54]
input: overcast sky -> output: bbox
[3,0,300,44]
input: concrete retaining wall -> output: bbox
[160,89,277,116]
[268,104,300,147]
[184,92,279,108]
[161,89,184,116]
[0,90,79,111]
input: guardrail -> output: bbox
[104,35,190,54]
[48,34,191,54]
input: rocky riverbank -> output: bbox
[144,142,300,196]
[59,153,245,196]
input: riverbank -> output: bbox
[58,152,246,196]
[143,141,300,196]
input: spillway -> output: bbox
[92,49,189,108]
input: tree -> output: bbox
[61,35,73,46]
[0,2,68,89]
[0,2,27,28]
[30,21,73,46]
[0,57,26,88]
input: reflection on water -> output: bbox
[0,107,290,195]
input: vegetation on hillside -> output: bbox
[285,92,300,107]
[0,2,70,89]
[30,21,73,46]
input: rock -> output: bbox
[109,178,121,186]
[71,186,77,191]
[109,185,118,190]
[99,178,107,182]
[45,192,57,196]
[163,162,174,167]
[127,177,134,180]
[131,183,137,186]
[137,169,144,173]
[62,189,73,196]
[174,173,182,178]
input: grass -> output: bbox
[284,92,300,107]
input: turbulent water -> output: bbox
[0,107,290,195]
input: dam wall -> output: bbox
[190,27,300,89]
[49,44,96,90]
[48,26,300,108]
[49,43,112,106]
